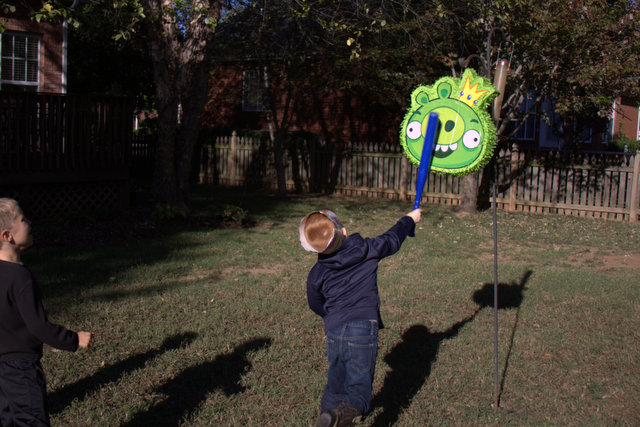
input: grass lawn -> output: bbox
[24,186,640,426]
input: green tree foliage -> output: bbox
[334,0,640,135]
[337,0,640,212]
[514,0,640,117]
[66,1,154,106]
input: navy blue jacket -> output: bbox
[306,216,415,333]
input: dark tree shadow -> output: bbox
[473,270,532,406]
[122,337,272,427]
[369,309,480,427]
[48,332,198,414]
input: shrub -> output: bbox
[209,204,248,224]
[607,125,639,152]
[151,203,188,220]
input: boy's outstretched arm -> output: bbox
[368,208,423,258]
[406,208,422,224]
[77,331,94,349]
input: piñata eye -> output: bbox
[463,130,481,149]
[406,121,422,140]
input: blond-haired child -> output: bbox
[0,198,93,426]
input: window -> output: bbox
[242,70,266,112]
[1,32,40,92]
[513,94,537,141]
[575,113,608,145]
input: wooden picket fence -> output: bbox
[198,131,640,222]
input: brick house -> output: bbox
[203,63,638,150]
[1,0,66,93]
[0,2,133,219]
[202,62,402,144]
[612,97,640,142]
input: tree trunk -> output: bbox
[273,130,287,196]
[144,0,221,207]
[147,21,180,205]
[176,63,211,202]
[152,107,180,205]
[457,173,479,214]
[264,66,289,197]
[266,111,287,196]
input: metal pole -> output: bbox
[491,59,508,411]
[492,170,499,411]
[629,152,640,223]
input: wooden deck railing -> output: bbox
[0,92,133,217]
[0,92,133,178]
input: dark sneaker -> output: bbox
[315,409,339,427]
[336,402,362,426]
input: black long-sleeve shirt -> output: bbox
[0,260,78,362]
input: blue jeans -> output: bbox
[321,320,379,414]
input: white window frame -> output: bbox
[1,31,41,91]
[637,107,640,141]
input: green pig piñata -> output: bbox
[400,69,499,176]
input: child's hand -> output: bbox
[407,208,422,223]
[78,331,94,349]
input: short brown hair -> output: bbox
[303,213,335,252]
[0,198,22,231]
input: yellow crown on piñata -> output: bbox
[458,75,489,108]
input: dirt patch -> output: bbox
[476,244,515,263]
[174,267,216,282]
[220,264,285,280]
[563,247,640,271]
[602,254,640,269]
[476,242,640,271]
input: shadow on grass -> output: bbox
[28,186,405,310]
[24,226,241,315]
[473,269,532,407]
[49,332,198,414]
[122,337,272,427]
[370,271,532,425]
[91,271,222,302]
[25,186,313,309]
[370,309,480,427]
[472,270,532,309]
